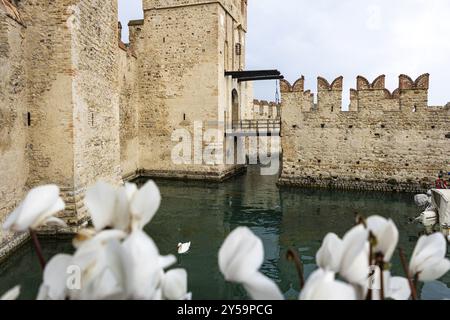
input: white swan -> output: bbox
[178,242,191,254]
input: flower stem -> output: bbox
[398,248,418,300]
[375,253,385,300]
[286,248,305,290]
[366,232,376,300]
[30,229,46,270]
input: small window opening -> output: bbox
[235,43,242,56]
[27,112,31,126]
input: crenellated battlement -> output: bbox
[280,73,450,192]
[253,99,280,119]
[142,0,247,30]
[281,73,448,114]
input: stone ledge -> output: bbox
[278,177,429,193]
[137,166,247,182]
[0,232,29,264]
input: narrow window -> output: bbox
[235,43,242,56]
[27,112,31,126]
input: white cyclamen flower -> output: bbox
[71,230,130,300]
[409,233,450,282]
[366,216,399,262]
[1,286,20,300]
[300,269,356,300]
[162,269,191,300]
[84,181,161,232]
[122,230,179,300]
[371,271,411,301]
[37,254,73,300]
[316,233,343,273]
[316,225,369,286]
[3,185,66,232]
[219,227,284,300]
[337,225,370,286]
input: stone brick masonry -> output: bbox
[0,0,250,259]
[279,74,450,192]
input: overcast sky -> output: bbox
[118,0,450,107]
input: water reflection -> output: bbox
[0,166,449,300]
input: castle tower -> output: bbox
[131,0,250,180]
[0,0,122,231]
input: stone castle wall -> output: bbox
[0,0,251,258]
[118,36,140,180]
[253,100,280,120]
[0,4,29,258]
[70,0,123,221]
[131,0,249,180]
[279,74,450,192]
[0,0,126,258]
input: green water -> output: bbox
[1,167,449,300]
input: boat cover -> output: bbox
[431,189,450,226]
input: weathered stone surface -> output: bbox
[0,6,28,255]
[280,75,450,192]
[0,0,251,259]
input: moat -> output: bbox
[1,167,449,300]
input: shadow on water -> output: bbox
[0,166,449,300]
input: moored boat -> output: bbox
[414,189,450,238]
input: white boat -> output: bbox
[415,189,450,238]
[431,189,450,236]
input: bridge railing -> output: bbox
[231,119,281,131]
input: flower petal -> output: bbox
[124,183,138,201]
[32,197,66,229]
[122,230,163,299]
[1,286,20,300]
[162,269,188,300]
[159,255,177,270]
[130,181,161,230]
[84,182,117,231]
[243,272,284,300]
[388,276,411,300]
[4,185,61,232]
[43,254,72,300]
[316,233,343,273]
[410,233,447,277]
[218,227,264,283]
[378,220,399,262]
[300,269,356,300]
[113,186,132,231]
[340,225,369,285]
[419,258,450,282]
